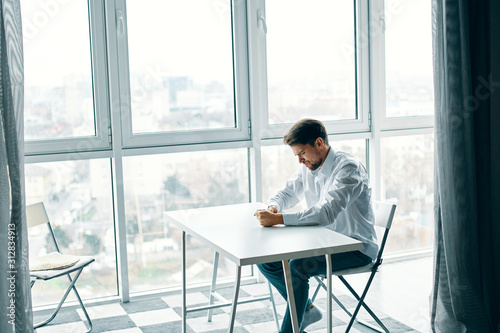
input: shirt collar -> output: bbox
[317,147,336,177]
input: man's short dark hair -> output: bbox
[283,119,329,147]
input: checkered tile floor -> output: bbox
[34,281,419,333]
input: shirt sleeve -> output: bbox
[283,163,366,226]
[267,169,305,212]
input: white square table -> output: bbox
[164,202,363,333]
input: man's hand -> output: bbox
[254,208,283,227]
[267,205,278,213]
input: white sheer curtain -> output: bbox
[0,0,32,332]
[431,0,499,332]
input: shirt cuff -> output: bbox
[267,201,282,212]
[282,213,300,226]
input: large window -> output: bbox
[22,0,435,305]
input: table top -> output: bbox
[164,202,363,266]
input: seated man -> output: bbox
[254,118,378,333]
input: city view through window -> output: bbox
[23,0,95,140]
[126,0,236,133]
[266,0,357,124]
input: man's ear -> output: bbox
[315,137,324,148]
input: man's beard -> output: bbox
[309,158,323,171]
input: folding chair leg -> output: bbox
[71,279,93,333]
[313,276,355,318]
[207,251,220,322]
[313,276,388,333]
[311,278,322,303]
[33,269,92,332]
[338,275,389,333]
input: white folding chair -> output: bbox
[27,202,95,332]
[311,201,397,333]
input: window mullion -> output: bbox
[356,0,371,134]
[247,0,267,203]
[368,0,385,200]
[104,0,130,303]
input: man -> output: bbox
[254,119,378,333]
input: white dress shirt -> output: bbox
[268,148,378,260]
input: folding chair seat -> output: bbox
[311,201,397,333]
[27,202,94,332]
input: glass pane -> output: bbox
[262,139,366,212]
[381,134,434,254]
[26,159,117,306]
[123,149,249,293]
[21,0,95,140]
[266,0,356,124]
[385,0,434,117]
[126,0,235,133]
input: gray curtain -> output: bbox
[432,0,499,332]
[0,0,32,332]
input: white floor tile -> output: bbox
[103,328,143,333]
[129,308,180,326]
[244,320,281,333]
[187,313,241,332]
[35,321,86,333]
[162,291,209,308]
[77,303,127,320]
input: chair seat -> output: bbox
[31,256,95,280]
[333,261,375,276]
[317,261,375,279]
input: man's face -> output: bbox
[291,142,323,171]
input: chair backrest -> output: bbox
[372,200,397,230]
[372,201,397,266]
[26,202,61,252]
[26,202,50,228]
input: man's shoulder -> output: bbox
[334,151,361,166]
[331,151,369,177]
